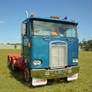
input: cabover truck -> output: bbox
[8,13,79,86]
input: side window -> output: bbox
[30,21,34,35]
[22,23,27,36]
[65,28,76,37]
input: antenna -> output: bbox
[25,10,29,18]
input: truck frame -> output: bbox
[8,13,79,86]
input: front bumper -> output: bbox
[31,66,79,79]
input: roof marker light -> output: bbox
[55,16,57,18]
[57,16,60,19]
[50,16,54,18]
[51,16,54,18]
[50,16,60,19]
[72,20,76,22]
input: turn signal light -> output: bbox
[28,42,31,48]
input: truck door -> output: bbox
[65,28,78,66]
[22,23,30,60]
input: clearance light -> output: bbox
[72,20,76,22]
[28,42,31,48]
[57,16,60,19]
[55,16,57,18]
[51,16,54,18]
[50,16,60,19]
[31,13,34,17]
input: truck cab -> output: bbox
[22,15,79,86]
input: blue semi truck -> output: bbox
[8,13,79,86]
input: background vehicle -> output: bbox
[8,13,79,86]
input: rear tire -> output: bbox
[8,57,11,67]
[11,58,16,71]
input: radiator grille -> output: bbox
[50,43,67,69]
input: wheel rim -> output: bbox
[25,70,29,81]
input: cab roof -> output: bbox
[23,16,78,25]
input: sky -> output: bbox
[0,0,92,43]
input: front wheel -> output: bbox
[24,59,31,82]
[24,67,30,82]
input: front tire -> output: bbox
[24,59,31,82]
[24,67,30,82]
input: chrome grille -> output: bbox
[50,41,67,69]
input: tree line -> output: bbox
[79,40,92,51]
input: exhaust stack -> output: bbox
[25,10,29,18]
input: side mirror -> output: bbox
[22,23,27,36]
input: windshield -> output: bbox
[31,20,77,38]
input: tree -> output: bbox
[83,40,92,51]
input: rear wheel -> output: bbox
[11,58,16,71]
[8,57,11,67]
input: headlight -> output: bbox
[73,59,78,63]
[33,60,41,65]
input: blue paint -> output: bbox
[22,17,78,69]
[23,16,78,25]
[30,36,50,68]
[30,36,78,69]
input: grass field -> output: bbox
[0,49,92,92]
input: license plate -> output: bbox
[55,69,62,74]
[32,78,47,86]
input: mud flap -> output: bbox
[32,78,47,86]
[67,73,78,81]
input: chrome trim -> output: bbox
[49,41,68,69]
[50,40,67,45]
[31,66,80,79]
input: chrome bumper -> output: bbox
[31,66,79,79]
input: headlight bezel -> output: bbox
[33,60,42,66]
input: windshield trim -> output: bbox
[30,19,78,38]
[30,18,78,26]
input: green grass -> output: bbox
[0,49,92,92]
